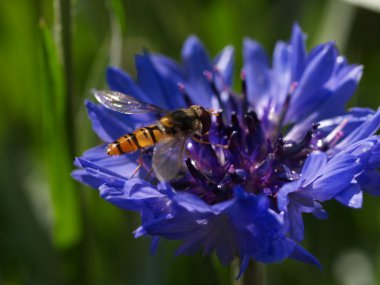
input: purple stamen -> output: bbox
[177,82,193,106]
[323,119,348,148]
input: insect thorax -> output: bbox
[162,108,200,135]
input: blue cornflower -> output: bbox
[72,24,380,276]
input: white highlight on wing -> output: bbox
[93,90,167,114]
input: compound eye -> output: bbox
[199,112,211,134]
[191,105,203,117]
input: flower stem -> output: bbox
[232,258,266,285]
[54,0,75,154]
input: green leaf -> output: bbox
[38,19,81,248]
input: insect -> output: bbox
[93,90,219,182]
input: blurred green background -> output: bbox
[1,0,380,284]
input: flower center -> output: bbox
[170,73,333,205]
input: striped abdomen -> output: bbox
[107,125,167,155]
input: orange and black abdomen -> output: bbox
[107,125,167,155]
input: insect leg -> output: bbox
[192,136,229,149]
[144,168,154,180]
[130,151,144,178]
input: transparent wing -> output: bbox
[93,90,168,115]
[152,136,188,182]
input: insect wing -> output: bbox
[152,136,188,182]
[93,90,168,115]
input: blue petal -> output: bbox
[287,107,374,142]
[314,64,362,117]
[99,178,169,212]
[175,229,215,257]
[335,109,380,150]
[171,196,235,265]
[75,145,149,183]
[290,23,307,82]
[277,180,301,211]
[311,154,362,201]
[327,64,362,93]
[229,190,295,263]
[172,191,214,215]
[135,54,185,109]
[311,203,328,220]
[334,136,377,166]
[135,54,170,109]
[292,193,318,213]
[243,38,270,115]
[138,187,295,267]
[287,42,336,122]
[272,41,291,110]
[149,54,184,79]
[76,145,142,179]
[137,195,213,240]
[212,45,238,117]
[277,152,328,216]
[150,236,160,255]
[142,215,210,245]
[318,107,375,134]
[356,169,380,196]
[287,204,304,241]
[75,158,126,187]
[286,66,363,140]
[335,181,363,208]
[334,55,349,72]
[182,36,211,73]
[301,151,328,186]
[181,36,213,106]
[71,168,104,189]
[212,225,238,265]
[106,67,151,103]
[236,255,250,279]
[213,45,235,87]
[281,191,323,242]
[150,54,186,109]
[368,139,380,167]
[73,145,135,189]
[85,100,132,142]
[290,244,322,269]
[305,42,337,66]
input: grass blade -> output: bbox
[38,18,81,248]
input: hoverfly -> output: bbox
[93,90,220,182]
